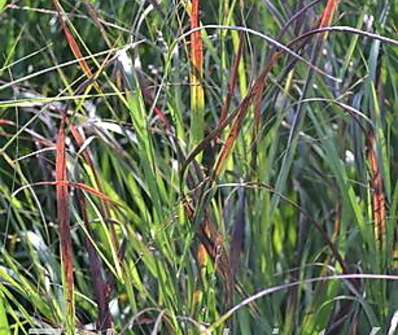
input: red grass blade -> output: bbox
[213,55,278,179]
[55,115,75,329]
[190,0,203,71]
[317,0,339,42]
[190,0,205,147]
[319,0,339,29]
[53,0,93,78]
[13,180,120,206]
[219,32,244,127]
[366,130,386,248]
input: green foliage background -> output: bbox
[1,0,398,334]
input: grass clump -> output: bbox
[1,1,398,334]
